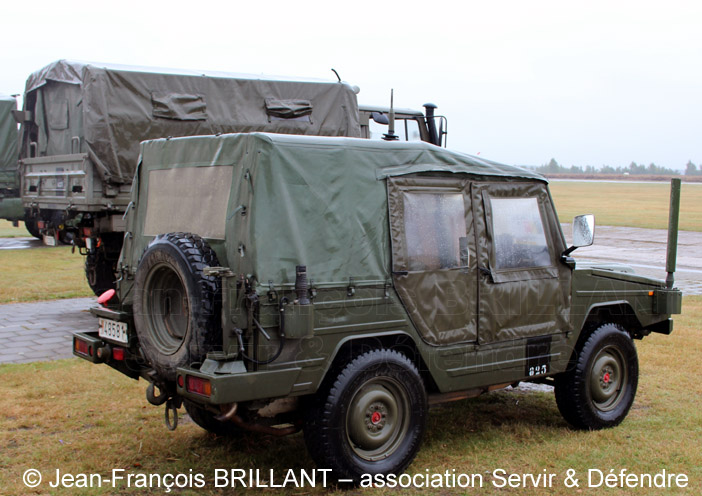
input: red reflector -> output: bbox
[177,375,184,388]
[97,289,116,305]
[112,347,125,361]
[75,339,89,356]
[186,376,212,397]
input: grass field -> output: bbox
[0,296,699,495]
[549,181,702,231]
[0,219,30,238]
[0,246,92,303]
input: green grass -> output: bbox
[0,246,92,303]
[0,296,700,495]
[549,181,702,231]
[0,219,31,238]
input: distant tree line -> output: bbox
[534,159,701,176]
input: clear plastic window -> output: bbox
[370,117,421,141]
[490,197,551,269]
[403,192,467,271]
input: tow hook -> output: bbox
[145,382,169,406]
[165,396,182,431]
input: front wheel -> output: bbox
[303,349,428,482]
[555,323,638,430]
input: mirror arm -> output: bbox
[562,245,578,257]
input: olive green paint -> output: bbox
[76,133,681,407]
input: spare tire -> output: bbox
[133,233,221,381]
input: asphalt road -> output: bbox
[0,226,699,365]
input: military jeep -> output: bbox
[73,133,682,481]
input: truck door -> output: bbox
[471,181,571,346]
[387,176,477,345]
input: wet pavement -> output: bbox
[562,224,702,296]
[0,237,44,250]
[0,226,700,365]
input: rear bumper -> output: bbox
[176,360,302,405]
[72,331,140,379]
[72,331,105,363]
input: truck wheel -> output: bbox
[133,233,221,382]
[555,323,638,430]
[85,250,116,297]
[24,212,42,239]
[184,400,242,437]
[303,349,428,482]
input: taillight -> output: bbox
[75,338,91,357]
[112,347,125,361]
[177,375,184,388]
[186,376,212,397]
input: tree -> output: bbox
[685,161,698,176]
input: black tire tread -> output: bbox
[303,348,427,482]
[134,232,221,381]
[85,250,117,297]
[555,323,638,430]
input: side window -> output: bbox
[369,117,421,141]
[490,197,551,269]
[403,192,466,271]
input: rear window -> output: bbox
[403,192,467,271]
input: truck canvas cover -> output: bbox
[0,94,18,187]
[126,133,559,346]
[21,60,361,183]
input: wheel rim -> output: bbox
[345,376,410,461]
[143,263,190,355]
[589,345,628,411]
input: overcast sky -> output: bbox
[1,0,700,170]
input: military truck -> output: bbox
[17,60,445,297]
[73,133,681,481]
[0,94,22,224]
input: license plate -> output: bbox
[98,318,128,344]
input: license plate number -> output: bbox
[98,318,128,344]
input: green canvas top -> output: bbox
[0,94,18,184]
[128,133,546,293]
[22,61,361,183]
[140,132,545,183]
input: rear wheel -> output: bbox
[303,349,427,482]
[24,211,42,239]
[133,233,221,381]
[85,250,116,297]
[555,323,638,430]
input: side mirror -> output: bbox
[371,112,389,125]
[572,214,595,247]
[562,214,595,258]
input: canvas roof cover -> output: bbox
[131,133,546,291]
[22,60,361,183]
[0,95,18,186]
